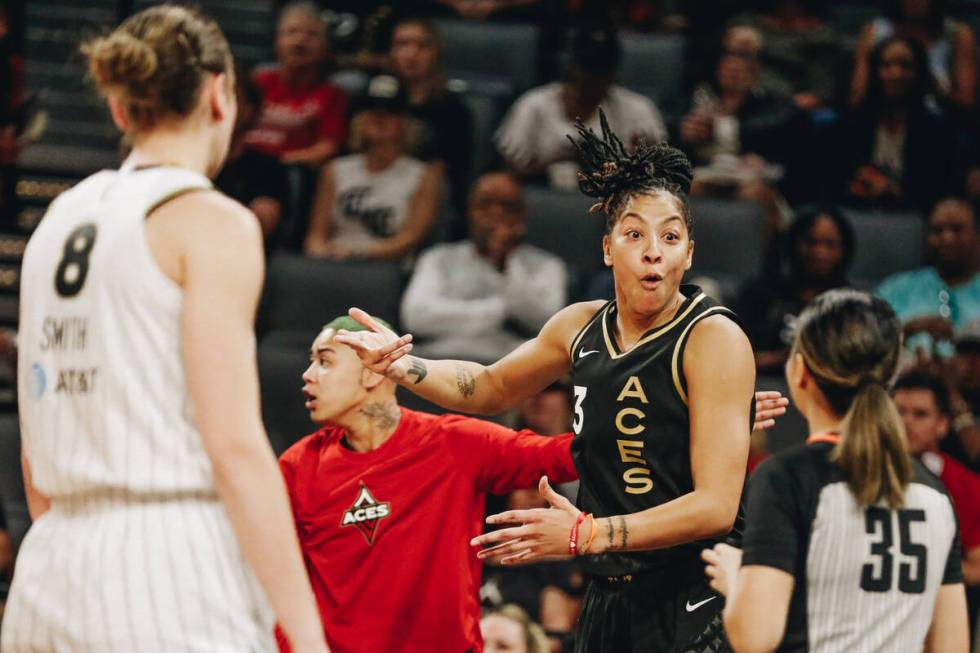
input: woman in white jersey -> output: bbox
[3,6,327,652]
[703,289,969,652]
[303,72,442,262]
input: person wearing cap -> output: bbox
[494,26,667,187]
[275,315,578,652]
[877,197,980,354]
[303,72,443,261]
[400,170,568,363]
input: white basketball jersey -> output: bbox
[18,166,215,498]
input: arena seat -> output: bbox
[843,209,924,287]
[521,186,606,295]
[258,342,317,455]
[617,32,686,113]
[436,20,539,96]
[756,375,809,455]
[259,255,404,340]
[0,414,29,552]
[688,199,767,301]
[462,92,501,182]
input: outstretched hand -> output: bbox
[753,390,788,432]
[702,542,743,598]
[332,308,415,381]
[470,476,581,565]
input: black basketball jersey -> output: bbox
[570,285,750,576]
[742,442,962,652]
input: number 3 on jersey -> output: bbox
[573,386,587,434]
[55,223,98,298]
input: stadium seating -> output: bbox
[617,32,686,115]
[756,375,809,454]
[435,20,539,98]
[0,414,28,552]
[257,342,316,455]
[843,209,925,288]
[521,186,606,295]
[688,199,767,300]
[259,254,404,341]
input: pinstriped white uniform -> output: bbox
[804,482,956,652]
[2,167,274,652]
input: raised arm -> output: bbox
[174,192,327,652]
[334,302,602,414]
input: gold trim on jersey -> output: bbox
[601,292,708,360]
[671,306,732,405]
[568,301,610,360]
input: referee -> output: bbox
[704,289,969,652]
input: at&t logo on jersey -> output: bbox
[341,482,391,545]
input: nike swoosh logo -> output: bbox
[579,348,600,359]
[685,596,717,612]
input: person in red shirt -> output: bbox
[246,1,347,167]
[892,370,980,638]
[276,315,577,653]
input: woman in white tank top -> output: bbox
[2,6,326,652]
[303,73,443,262]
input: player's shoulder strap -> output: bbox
[568,300,613,359]
[669,292,742,405]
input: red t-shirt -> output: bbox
[935,452,980,551]
[276,408,577,653]
[246,66,348,158]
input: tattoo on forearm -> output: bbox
[606,517,615,551]
[619,516,629,551]
[407,357,428,385]
[358,401,400,431]
[455,363,476,399]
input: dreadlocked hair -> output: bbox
[568,108,694,235]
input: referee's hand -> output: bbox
[702,542,742,598]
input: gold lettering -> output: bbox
[616,439,646,464]
[615,408,646,435]
[617,376,649,404]
[623,468,654,494]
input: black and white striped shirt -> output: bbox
[742,441,962,652]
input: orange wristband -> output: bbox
[583,515,597,554]
[569,512,588,556]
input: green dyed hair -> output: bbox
[321,315,393,334]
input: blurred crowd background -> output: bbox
[3,0,980,650]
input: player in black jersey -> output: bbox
[335,112,773,652]
[704,289,969,652]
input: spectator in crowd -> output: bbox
[247,1,347,166]
[304,73,443,262]
[480,604,550,653]
[388,16,473,212]
[892,370,980,637]
[835,35,957,211]
[494,26,666,188]
[877,197,980,347]
[434,0,546,21]
[400,171,567,362]
[215,72,289,243]
[0,5,23,228]
[946,326,980,471]
[736,207,854,375]
[851,0,976,112]
[730,0,845,110]
[680,25,794,236]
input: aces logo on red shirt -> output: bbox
[340,482,391,545]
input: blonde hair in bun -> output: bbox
[82,4,232,131]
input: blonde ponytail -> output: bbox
[832,382,913,507]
